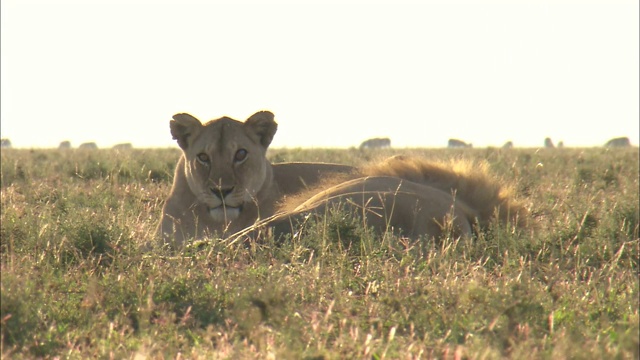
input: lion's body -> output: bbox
[267,176,477,240]
[158,111,527,247]
[271,162,356,197]
[243,155,526,241]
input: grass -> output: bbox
[1,146,638,359]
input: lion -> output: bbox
[158,111,527,248]
[157,111,355,247]
[229,155,527,243]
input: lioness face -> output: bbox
[170,111,277,224]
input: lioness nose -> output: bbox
[211,186,234,200]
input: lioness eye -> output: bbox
[196,153,210,164]
[234,149,248,163]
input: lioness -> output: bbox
[157,111,355,247]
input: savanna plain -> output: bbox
[1,146,638,359]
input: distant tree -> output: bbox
[79,142,98,150]
[447,138,472,148]
[604,137,631,148]
[112,143,133,150]
[59,141,72,149]
[359,137,391,149]
[502,141,513,149]
[1,138,12,148]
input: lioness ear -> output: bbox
[170,113,203,150]
[244,111,278,148]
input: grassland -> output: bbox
[1,146,638,359]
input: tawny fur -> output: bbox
[242,155,528,242]
[360,155,527,228]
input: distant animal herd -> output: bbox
[0,140,133,150]
[357,136,634,149]
[0,137,635,150]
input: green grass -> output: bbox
[1,146,638,359]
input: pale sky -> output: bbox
[1,0,638,149]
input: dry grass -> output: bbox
[1,146,638,359]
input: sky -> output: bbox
[1,0,638,149]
